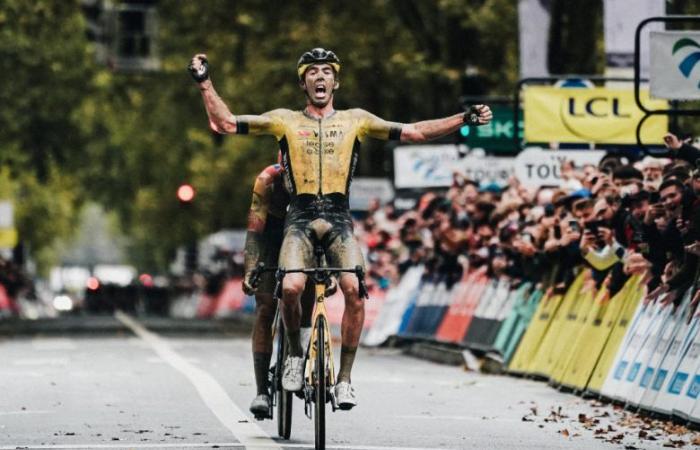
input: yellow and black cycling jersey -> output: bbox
[235,109,402,196]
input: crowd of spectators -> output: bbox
[355,132,700,305]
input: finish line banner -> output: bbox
[523,86,668,144]
[650,31,700,100]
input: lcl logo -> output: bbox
[567,97,631,118]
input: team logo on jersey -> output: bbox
[297,129,312,137]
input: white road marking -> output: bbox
[31,339,76,351]
[0,443,453,450]
[12,358,69,366]
[114,311,280,449]
[0,410,52,415]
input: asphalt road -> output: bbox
[0,314,696,450]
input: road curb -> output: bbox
[0,313,255,336]
[402,341,465,366]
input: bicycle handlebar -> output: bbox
[248,262,369,299]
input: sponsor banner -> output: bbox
[461,105,522,152]
[523,86,668,144]
[518,0,550,78]
[603,0,665,77]
[451,155,515,186]
[514,147,606,188]
[393,145,460,188]
[650,31,700,100]
[349,177,395,211]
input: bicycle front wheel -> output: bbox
[276,322,293,439]
[314,316,327,450]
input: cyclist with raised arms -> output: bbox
[189,48,492,409]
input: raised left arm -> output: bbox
[400,105,492,143]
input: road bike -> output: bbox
[250,245,368,449]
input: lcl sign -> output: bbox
[524,86,668,144]
[567,97,632,118]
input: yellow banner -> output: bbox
[524,87,668,144]
[0,228,17,249]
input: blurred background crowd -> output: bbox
[357,132,700,305]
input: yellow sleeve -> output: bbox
[355,109,403,141]
[236,109,288,140]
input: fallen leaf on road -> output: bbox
[560,429,569,437]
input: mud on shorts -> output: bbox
[278,194,365,272]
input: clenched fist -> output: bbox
[188,53,209,83]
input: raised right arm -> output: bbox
[189,54,283,136]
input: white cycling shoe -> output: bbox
[334,381,357,410]
[282,356,304,391]
[249,394,271,418]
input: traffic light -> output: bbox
[177,183,196,204]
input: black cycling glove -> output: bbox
[463,105,482,126]
[188,57,209,83]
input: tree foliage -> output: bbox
[4,0,689,273]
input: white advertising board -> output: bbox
[393,145,460,188]
[514,147,606,188]
[451,156,515,186]
[650,31,700,100]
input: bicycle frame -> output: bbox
[305,281,337,409]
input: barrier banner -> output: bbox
[488,282,532,356]
[523,86,668,144]
[528,272,588,377]
[625,295,679,408]
[434,270,489,343]
[555,286,614,390]
[463,279,512,351]
[363,265,424,346]
[587,275,646,394]
[609,293,675,404]
[571,277,638,391]
[397,277,426,335]
[400,278,437,337]
[508,290,564,374]
[636,293,692,413]
[600,286,658,400]
[548,288,597,386]
[495,287,542,364]
[642,291,695,415]
[670,311,700,421]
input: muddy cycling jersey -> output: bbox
[236,109,402,196]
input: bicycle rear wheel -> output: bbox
[276,322,293,439]
[314,316,327,450]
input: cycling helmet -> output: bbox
[297,48,341,79]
